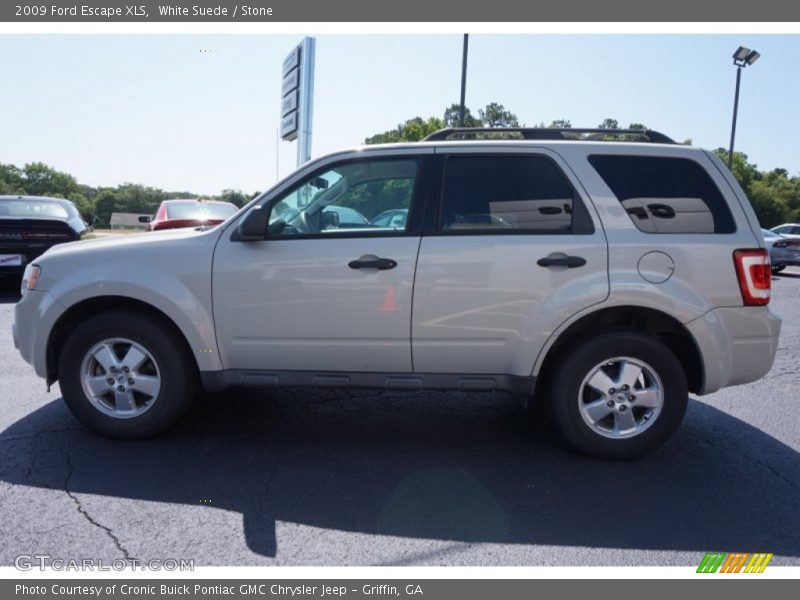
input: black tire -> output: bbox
[58,310,196,439]
[772,265,786,274]
[546,331,688,459]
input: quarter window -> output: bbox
[439,155,585,233]
[589,155,736,234]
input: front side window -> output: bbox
[268,159,418,237]
[589,155,736,234]
[439,155,580,232]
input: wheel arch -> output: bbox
[46,296,200,386]
[534,305,705,395]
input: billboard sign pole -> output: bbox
[279,37,315,168]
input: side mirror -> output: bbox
[321,209,340,229]
[235,205,269,241]
[138,215,152,224]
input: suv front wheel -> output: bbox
[58,310,196,438]
[547,331,688,459]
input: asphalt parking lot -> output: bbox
[0,272,798,567]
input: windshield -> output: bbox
[0,198,68,219]
[166,202,237,220]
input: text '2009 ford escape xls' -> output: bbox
[12,128,781,458]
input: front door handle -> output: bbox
[537,255,587,268]
[348,257,398,270]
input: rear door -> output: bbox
[411,147,609,377]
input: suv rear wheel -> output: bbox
[58,310,196,438]
[547,331,688,459]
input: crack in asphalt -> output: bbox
[695,431,800,492]
[61,450,135,561]
[0,427,80,445]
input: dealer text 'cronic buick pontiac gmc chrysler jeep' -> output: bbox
[12,128,781,458]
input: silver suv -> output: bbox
[12,128,781,458]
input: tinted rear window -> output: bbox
[0,199,69,219]
[440,155,590,233]
[588,155,736,234]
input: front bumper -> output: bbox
[13,289,64,380]
[687,306,782,395]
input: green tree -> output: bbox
[443,103,481,127]
[478,102,519,127]
[67,193,95,222]
[598,118,620,130]
[218,189,251,208]
[0,163,26,195]
[748,181,788,227]
[713,149,760,197]
[21,162,80,197]
[364,116,444,144]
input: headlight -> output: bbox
[20,264,41,296]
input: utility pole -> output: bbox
[459,34,469,127]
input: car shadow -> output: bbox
[1,389,798,562]
[0,278,20,304]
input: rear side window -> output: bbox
[439,155,592,233]
[589,155,736,234]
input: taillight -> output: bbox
[22,232,71,240]
[774,241,788,248]
[733,249,771,306]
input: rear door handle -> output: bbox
[348,257,398,270]
[537,255,586,268]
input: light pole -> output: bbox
[728,46,760,169]
[459,34,469,127]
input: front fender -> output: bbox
[46,270,222,373]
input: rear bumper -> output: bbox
[687,306,781,394]
[0,242,58,274]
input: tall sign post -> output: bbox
[280,37,315,168]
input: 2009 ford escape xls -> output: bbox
[12,128,781,458]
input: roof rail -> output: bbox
[423,127,676,144]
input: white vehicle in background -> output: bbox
[770,223,800,239]
[762,229,800,273]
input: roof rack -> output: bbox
[423,127,676,144]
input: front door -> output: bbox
[213,153,430,373]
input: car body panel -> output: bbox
[686,306,781,393]
[212,236,420,372]
[15,227,224,375]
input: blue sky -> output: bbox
[1,34,798,195]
